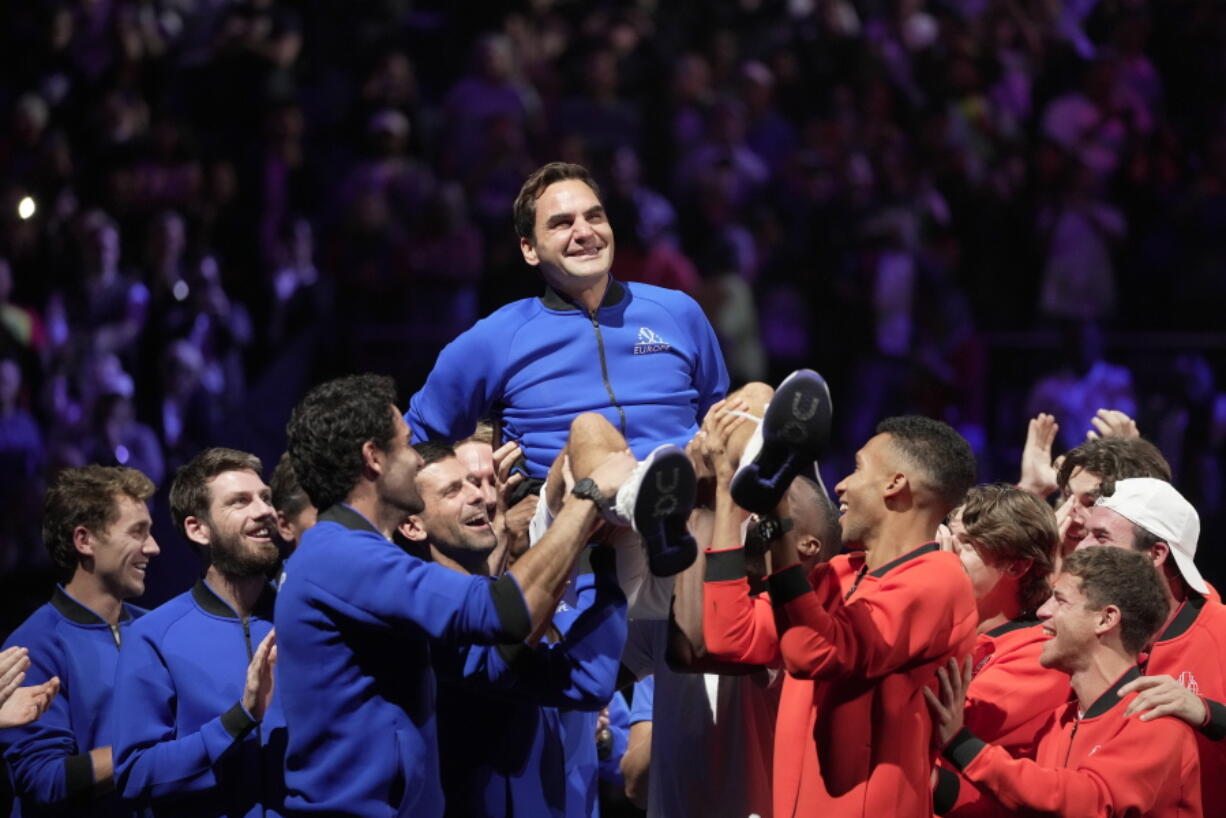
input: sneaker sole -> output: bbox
[632,446,698,576]
[731,369,832,514]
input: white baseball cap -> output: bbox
[1096,478,1206,595]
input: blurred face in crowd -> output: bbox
[454,440,497,521]
[520,179,614,295]
[85,493,159,599]
[195,469,280,577]
[1062,467,1103,545]
[409,456,496,568]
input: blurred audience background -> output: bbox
[1,0,1225,622]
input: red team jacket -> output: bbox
[944,666,1202,817]
[704,541,978,818]
[936,620,1072,816]
[1145,593,1226,815]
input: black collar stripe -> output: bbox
[539,278,625,312]
[870,542,940,579]
[51,586,132,626]
[986,617,1042,638]
[190,578,277,620]
[1157,593,1206,641]
[1084,666,1142,718]
[319,504,383,537]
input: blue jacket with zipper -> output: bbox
[406,279,728,476]
[110,579,283,818]
[1,587,144,818]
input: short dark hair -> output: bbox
[959,483,1058,614]
[1057,437,1171,498]
[170,448,263,537]
[413,440,456,469]
[462,420,496,447]
[269,452,312,519]
[792,475,840,556]
[286,374,399,511]
[875,416,976,511]
[1062,546,1168,655]
[43,466,155,583]
[513,162,602,243]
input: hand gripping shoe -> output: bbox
[730,369,832,515]
[610,444,698,576]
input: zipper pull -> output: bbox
[110,624,121,648]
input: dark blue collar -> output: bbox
[539,277,625,312]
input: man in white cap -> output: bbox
[1075,476,1226,814]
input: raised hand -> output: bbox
[241,630,278,722]
[1019,413,1060,497]
[1087,409,1139,441]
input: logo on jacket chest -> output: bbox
[633,326,671,355]
[1178,671,1201,695]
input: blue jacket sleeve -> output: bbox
[1,638,95,809]
[405,317,506,444]
[449,548,627,709]
[111,628,257,803]
[304,528,532,645]
[680,295,728,419]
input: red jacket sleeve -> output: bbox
[702,547,780,666]
[768,553,977,681]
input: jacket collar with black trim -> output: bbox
[869,541,940,579]
[1082,665,1142,719]
[539,277,626,312]
[986,616,1042,639]
[1154,592,1206,642]
[318,503,383,537]
[51,585,133,627]
[191,577,276,621]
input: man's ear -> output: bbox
[73,526,96,558]
[1096,603,1122,638]
[796,535,821,561]
[1149,540,1171,570]
[362,439,383,479]
[183,515,212,549]
[275,510,295,544]
[1005,558,1033,579]
[883,471,909,500]
[520,236,540,267]
[398,515,428,543]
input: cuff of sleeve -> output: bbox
[221,701,258,740]
[766,564,810,605]
[64,752,95,801]
[932,766,960,815]
[495,641,532,672]
[942,727,986,772]
[705,547,746,583]
[490,573,532,642]
[1202,697,1226,741]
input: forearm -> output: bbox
[89,746,114,791]
[621,722,652,809]
[508,496,599,633]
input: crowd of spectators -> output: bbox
[1,0,1225,594]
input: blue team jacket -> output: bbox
[110,579,283,818]
[435,548,627,818]
[274,505,532,817]
[407,278,729,476]
[1,587,144,818]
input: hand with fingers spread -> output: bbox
[1120,675,1207,727]
[491,441,528,552]
[1087,409,1139,441]
[1019,413,1060,497]
[0,676,60,728]
[923,656,974,749]
[241,630,278,722]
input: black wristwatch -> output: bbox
[570,477,607,507]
